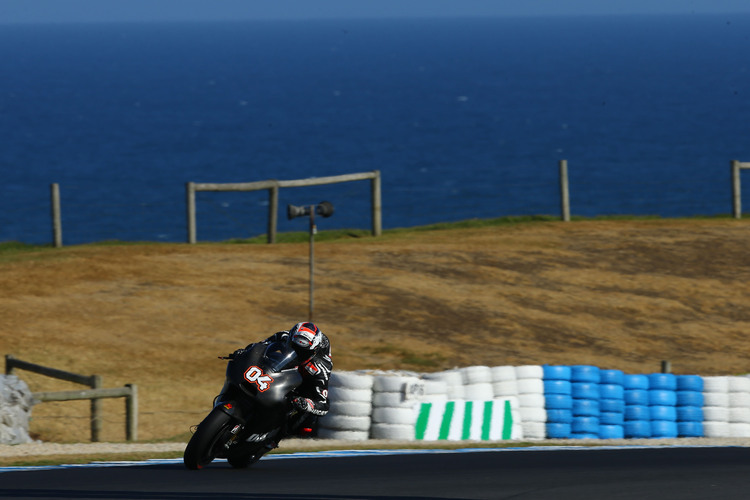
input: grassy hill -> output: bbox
[2,217,750,443]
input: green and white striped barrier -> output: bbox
[414,398,518,440]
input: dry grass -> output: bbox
[2,218,750,443]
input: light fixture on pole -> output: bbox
[287,201,334,321]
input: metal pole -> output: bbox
[309,208,315,322]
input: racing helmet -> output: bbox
[289,322,322,357]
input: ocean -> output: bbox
[1,14,749,245]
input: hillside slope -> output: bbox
[2,219,750,442]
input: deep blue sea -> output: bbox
[2,15,750,244]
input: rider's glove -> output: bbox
[291,397,315,413]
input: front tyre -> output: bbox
[227,451,261,469]
[184,407,234,470]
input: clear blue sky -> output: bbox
[2,0,750,24]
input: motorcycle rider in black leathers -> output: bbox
[232,322,332,442]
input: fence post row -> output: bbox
[46,162,750,247]
[5,354,137,442]
[186,170,382,244]
[731,160,750,219]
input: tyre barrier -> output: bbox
[516,365,546,439]
[318,371,374,440]
[543,365,572,438]
[599,369,625,439]
[569,365,602,439]
[676,374,704,437]
[728,376,750,438]
[648,373,678,438]
[703,376,729,438]
[370,374,420,440]
[314,367,746,442]
[423,369,464,400]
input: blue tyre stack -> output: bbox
[570,365,601,439]
[676,375,704,437]
[623,374,651,438]
[598,369,625,439]
[543,365,573,439]
[648,373,678,438]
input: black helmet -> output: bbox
[289,322,322,358]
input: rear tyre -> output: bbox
[184,407,233,470]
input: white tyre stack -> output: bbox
[423,369,464,400]
[416,377,448,403]
[492,366,522,438]
[728,376,750,438]
[460,366,494,400]
[515,365,546,439]
[702,376,730,438]
[318,371,374,440]
[370,374,420,440]
[491,366,519,398]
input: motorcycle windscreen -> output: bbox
[263,341,299,373]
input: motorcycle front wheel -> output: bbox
[227,450,262,469]
[184,407,234,470]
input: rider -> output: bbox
[233,322,332,437]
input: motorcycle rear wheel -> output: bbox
[184,407,233,470]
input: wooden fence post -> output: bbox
[559,160,570,222]
[186,182,197,243]
[50,183,63,248]
[371,170,382,236]
[732,160,742,219]
[90,374,102,442]
[268,185,278,244]
[126,384,138,442]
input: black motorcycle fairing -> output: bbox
[216,341,303,429]
[225,342,303,406]
[186,341,305,469]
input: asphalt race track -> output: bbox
[2,446,750,499]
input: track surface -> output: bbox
[1,446,750,499]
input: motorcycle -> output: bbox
[183,340,304,470]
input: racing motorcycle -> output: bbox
[183,341,304,469]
